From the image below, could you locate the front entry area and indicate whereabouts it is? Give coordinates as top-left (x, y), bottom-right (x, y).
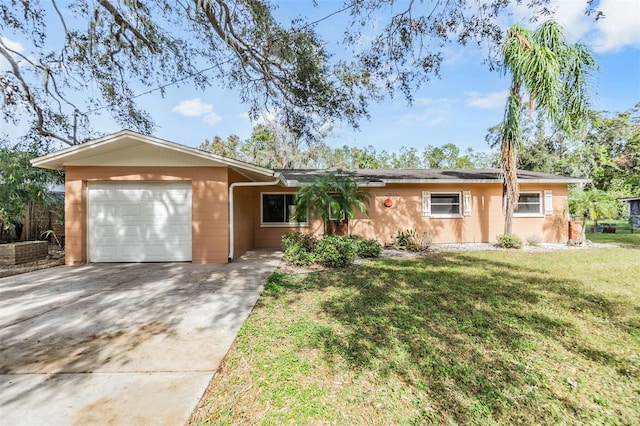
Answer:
top-left (87, 181), bottom-right (192, 262)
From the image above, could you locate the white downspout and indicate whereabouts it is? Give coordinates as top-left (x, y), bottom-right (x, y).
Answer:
top-left (229, 177), bottom-right (280, 261)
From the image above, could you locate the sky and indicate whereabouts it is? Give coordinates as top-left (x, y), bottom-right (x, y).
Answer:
top-left (2, 0), bottom-right (640, 154)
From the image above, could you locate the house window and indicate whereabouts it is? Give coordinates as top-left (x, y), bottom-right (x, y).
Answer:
top-left (514, 192), bottom-right (542, 216)
top-left (428, 192), bottom-right (462, 217)
top-left (261, 193), bottom-right (307, 226)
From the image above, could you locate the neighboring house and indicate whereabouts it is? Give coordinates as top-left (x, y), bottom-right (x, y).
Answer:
top-left (32, 130), bottom-right (587, 265)
top-left (621, 197), bottom-right (640, 232)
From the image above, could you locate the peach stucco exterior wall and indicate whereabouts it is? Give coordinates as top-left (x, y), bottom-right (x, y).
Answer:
top-left (228, 170), bottom-right (255, 260)
top-left (349, 183), bottom-right (569, 244)
top-left (513, 183), bottom-right (568, 242)
top-left (248, 186), bottom-right (322, 249)
top-left (64, 166), bottom-right (229, 265)
top-left (246, 182), bottom-right (570, 248)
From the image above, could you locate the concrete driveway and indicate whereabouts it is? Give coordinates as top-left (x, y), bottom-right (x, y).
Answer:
top-left (0, 250), bottom-right (281, 425)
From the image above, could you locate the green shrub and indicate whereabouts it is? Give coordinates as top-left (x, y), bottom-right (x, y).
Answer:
top-left (496, 234), bottom-right (523, 249)
top-left (394, 229), bottom-right (423, 251)
top-left (281, 232), bottom-right (318, 252)
top-left (283, 244), bottom-right (317, 266)
top-left (315, 235), bottom-right (357, 267)
top-left (349, 235), bottom-right (382, 258)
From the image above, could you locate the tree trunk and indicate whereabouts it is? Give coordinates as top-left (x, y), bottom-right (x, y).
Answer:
top-left (502, 147), bottom-right (520, 236)
top-left (501, 83), bottom-right (521, 236)
top-left (580, 217), bottom-right (587, 243)
top-left (504, 197), bottom-right (515, 236)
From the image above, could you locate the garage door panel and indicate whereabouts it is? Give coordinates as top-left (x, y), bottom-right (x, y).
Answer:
top-left (88, 182), bottom-right (192, 262)
top-left (120, 205), bottom-right (144, 218)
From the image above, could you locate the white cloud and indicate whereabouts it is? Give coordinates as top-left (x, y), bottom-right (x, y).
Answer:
top-left (236, 112), bottom-right (250, 121)
top-left (172, 98), bottom-right (213, 117)
top-left (397, 97), bottom-right (455, 125)
top-left (1, 37), bottom-right (24, 53)
top-left (254, 110), bottom-right (278, 126)
top-left (466, 90), bottom-right (508, 110)
top-left (506, 0), bottom-right (591, 43)
top-left (592, 0), bottom-right (640, 52)
top-left (506, 0), bottom-right (640, 52)
top-left (0, 37), bottom-right (25, 71)
top-left (202, 112), bottom-right (222, 125)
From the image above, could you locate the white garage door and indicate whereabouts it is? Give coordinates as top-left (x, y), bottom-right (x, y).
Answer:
top-left (88, 182), bottom-right (192, 262)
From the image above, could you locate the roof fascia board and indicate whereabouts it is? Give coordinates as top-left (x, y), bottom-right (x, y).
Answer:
top-left (279, 177), bottom-right (588, 187)
top-left (380, 178), bottom-right (590, 184)
top-left (280, 178), bottom-right (386, 188)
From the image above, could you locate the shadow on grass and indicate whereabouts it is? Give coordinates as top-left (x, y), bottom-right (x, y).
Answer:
top-left (276, 252), bottom-right (638, 423)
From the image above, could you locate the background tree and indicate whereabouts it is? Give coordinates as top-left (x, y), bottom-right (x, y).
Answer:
top-left (422, 143), bottom-right (488, 168)
top-left (486, 102), bottom-right (640, 197)
top-left (0, 147), bottom-right (63, 239)
top-left (581, 105), bottom-right (640, 195)
top-left (499, 20), bottom-right (597, 236)
top-left (199, 126), bottom-right (494, 171)
top-left (199, 135), bottom-right (241, 159)
top-left (390, 147), bottom-right (421, 169)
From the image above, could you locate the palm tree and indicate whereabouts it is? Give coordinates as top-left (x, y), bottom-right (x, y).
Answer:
top-left (500, 20), bottom-right (597, 235)
top-left (568, 189), bottom-right (619, 242)
top-left (294, 172), bottom-right (370, 235)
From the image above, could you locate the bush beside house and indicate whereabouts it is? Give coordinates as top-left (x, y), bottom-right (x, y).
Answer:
top-left (281, 233), bottom-right (382, 268)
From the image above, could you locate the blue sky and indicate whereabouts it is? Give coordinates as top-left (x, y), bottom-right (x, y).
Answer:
top-left (2, 0), bottom-right (639, 154)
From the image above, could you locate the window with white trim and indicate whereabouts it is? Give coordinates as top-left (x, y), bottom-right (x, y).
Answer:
top-left (514, 192), bottom-right (542, 216)
top-left (423, 192), bottom-right (462, 217)
top-left (261, 193), bottom-right (307, 226)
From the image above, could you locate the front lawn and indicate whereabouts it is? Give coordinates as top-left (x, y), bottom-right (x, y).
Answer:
top-left (191, 248), bottom-right (640, 425)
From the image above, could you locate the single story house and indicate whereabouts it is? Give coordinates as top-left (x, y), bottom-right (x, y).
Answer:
top-left (32, 130), bottom-right (587, 265)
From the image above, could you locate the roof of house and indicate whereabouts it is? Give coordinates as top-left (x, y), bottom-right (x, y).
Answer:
top-left (277, 168), bottom-right (589, 186)
top-left (31, 130), bottom-right (589, 186)
top-left (620, 196), bottom-right (640, 202)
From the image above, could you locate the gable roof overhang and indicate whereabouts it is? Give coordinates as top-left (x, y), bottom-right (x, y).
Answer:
top-left (31, 129), bottom-right (278, 182)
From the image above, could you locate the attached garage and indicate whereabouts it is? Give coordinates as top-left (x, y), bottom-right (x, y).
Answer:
top-left (87, 181), bottom-right (192, 262)
top-left (30, 130), bottom-right (278, 265)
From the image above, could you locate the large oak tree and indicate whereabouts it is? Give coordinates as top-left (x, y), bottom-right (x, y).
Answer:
top-left (1, 0), bottom-right (574, 148)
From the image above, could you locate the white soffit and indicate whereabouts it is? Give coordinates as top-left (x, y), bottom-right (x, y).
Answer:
top-left (31, 130), bottom-right (275, 178)
top-left (64, 142), bottom-right (220, 167)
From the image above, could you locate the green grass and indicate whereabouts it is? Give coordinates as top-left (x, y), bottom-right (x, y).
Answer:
top-left (190, 248), bottom-right (640, 425)
top-left (586, 219), bottom-right (640, 247)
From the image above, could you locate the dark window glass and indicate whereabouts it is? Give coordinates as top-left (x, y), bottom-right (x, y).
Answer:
top-left (515, 193), bottom-right (541, 214)
top-left (262, 194), bottom-right (307, 223)
top-left (263, 194), bottom-right (285, 223)
top-left (431, 193), bottom-right (460, 215)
